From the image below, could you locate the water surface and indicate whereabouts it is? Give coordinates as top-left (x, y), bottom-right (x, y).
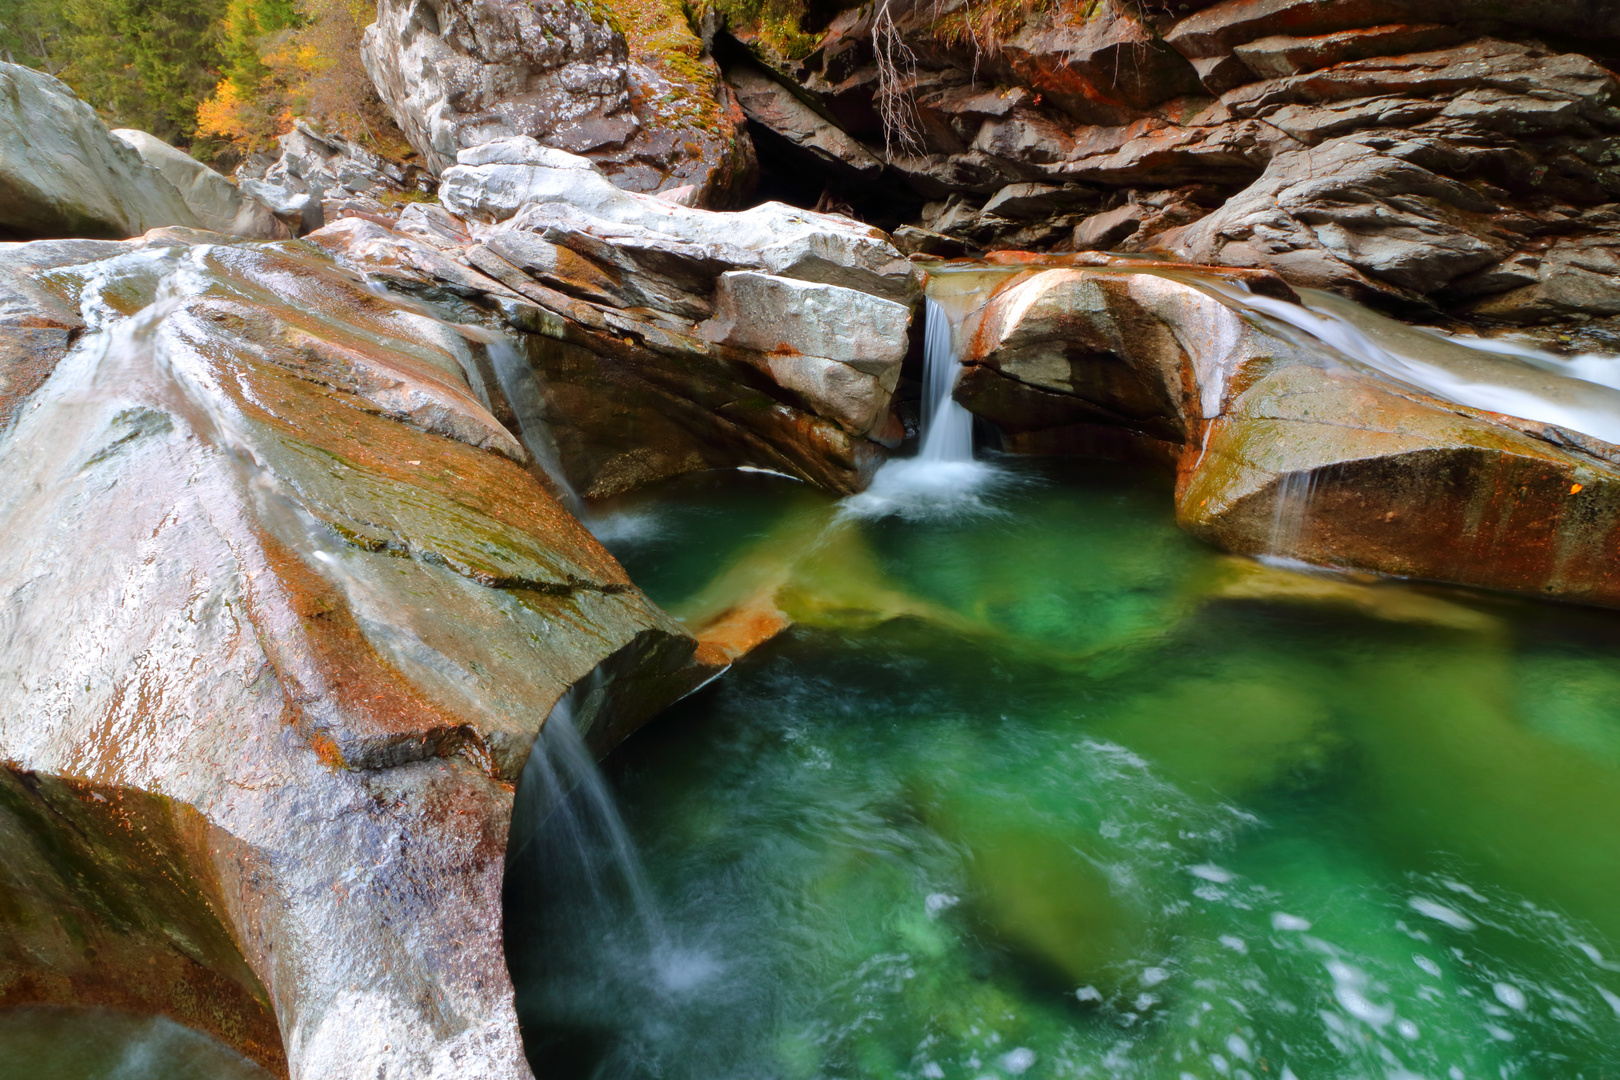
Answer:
top-left (510, 458), bottom-right (1620, 1080)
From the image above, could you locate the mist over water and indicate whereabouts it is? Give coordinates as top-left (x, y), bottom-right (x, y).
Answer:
top-left (510, 461), bottom-right (1620, 1080)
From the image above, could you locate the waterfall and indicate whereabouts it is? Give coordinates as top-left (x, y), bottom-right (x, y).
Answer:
top-left (507, 691), bottom-right (664, 945)
top-left (839, 285), bottom-right (1010, 521)
top-left (1268, 468), bottom-right (1318, 557)
top-left (484, 338), bottom-right (588, 519)
top-left (505, 686), bottom-right (722, 1076)
top-left (917, 297), bottom-right (975, 462)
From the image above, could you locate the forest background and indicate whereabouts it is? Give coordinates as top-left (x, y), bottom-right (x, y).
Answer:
top-left (0, 0), bottom-right (398, 164)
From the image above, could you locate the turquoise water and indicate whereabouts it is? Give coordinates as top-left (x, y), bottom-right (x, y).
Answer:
top-left (0, 1007), bottom-right (271, 1079)
top-left (510, 458), bottom-right (1620, 1080)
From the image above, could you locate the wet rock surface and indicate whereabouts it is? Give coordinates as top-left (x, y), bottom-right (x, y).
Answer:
top-left (954, 259), bottom-right (1620, 607)
top-left (0, 233), bottom-right (721, 1079)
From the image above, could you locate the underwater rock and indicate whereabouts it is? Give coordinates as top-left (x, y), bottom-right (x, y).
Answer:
top-left (0, 63), bottom-right (202, 240)
top-left (0, 233), bottom-right (720, 1078)
top-left (362, 0), bottom-right (756, 205)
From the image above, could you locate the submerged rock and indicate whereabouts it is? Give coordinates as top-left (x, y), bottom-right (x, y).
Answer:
top-left (0, 233), bottom-right (720, 1078)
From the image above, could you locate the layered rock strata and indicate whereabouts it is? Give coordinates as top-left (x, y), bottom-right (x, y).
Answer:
top-left (0, 232), bottom-right (720, 1079)
top-left (717, 0), bottom-right (1620, 322)
top-left (313, 138), bottom-right (920, 497)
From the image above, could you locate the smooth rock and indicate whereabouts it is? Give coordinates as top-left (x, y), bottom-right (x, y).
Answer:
top-left (699, 270), bottom-right (911, 374)
top-left (0, 234), bottom-right (719, 1079)
top-left (111, 130), bottom-right (289, 240)
top-left (0, 63), bottom-right (200, 240)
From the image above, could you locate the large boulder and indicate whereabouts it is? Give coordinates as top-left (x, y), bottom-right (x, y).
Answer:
top-left (698, 270), bottom-right (911, 434)
top-left (361, 0), bottom-right (755, 205)
top-left (110, 130), bottom-right (290, 240)
top-left (0, 63), bottom-right (201, 240)
top-left (0, 232), bottom-right (719, 1078)
top-left (440, 138), bottom-right (918, 301)
top-left (955, 262), bottom-right (1620, 607)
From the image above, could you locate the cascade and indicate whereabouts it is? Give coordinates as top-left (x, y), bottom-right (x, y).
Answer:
top-left (1204, 279), bottom-right (1620, 446)
top-left (505, 688), bottom-right (723, 1077)
top-left (507, 690), bottom-right (664, 944)
top-left (483, 337), bottom-right (589, 519)
top-left (917, 297), bottom-right (974, 462)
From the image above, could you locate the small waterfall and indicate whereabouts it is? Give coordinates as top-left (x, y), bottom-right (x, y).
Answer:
top-left (507, 691), bottom-right (664, 944)
top-left (840, 283), bottom-right (1012, 520)
top-left (917, 296), bottom-right (975, 462)
top-left (1268, 468), bottom-right (1318, 557)
top-left (484, 338), bottom-right (588, 519)
top-left (505, 688), bottom-right (722, 1077)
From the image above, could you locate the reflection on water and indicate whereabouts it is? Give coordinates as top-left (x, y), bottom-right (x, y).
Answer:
top-left (0, 1007), bottom-right (272, 1080)
top-left (511, 459), bottom-right (1620, 1080)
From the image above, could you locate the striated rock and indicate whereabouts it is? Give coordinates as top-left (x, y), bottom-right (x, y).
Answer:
top-left (1166, 0), bottom-right (1620, 67)
top-left (361, 0), bottom-right (755, 205)
top-left (300, 156), bottom-right (917, 496)
top-left (441, 138), bottom-right (917, 302)
top-left (726, 63), bottom-right (883, 181)
top-left (111, 130), bottom-right (290, 240)
top-left (717, 2), bottom-right (1620, 317)
top-left (1231, 24), bottom-right (1466, 79)
top-left (1161, 133), bottom-right (1515, 299)
top-left (956, 261), bottom-right (1620, 608)
top-left (0, 63), bottom-right (201, 240)
top-left (0, 233), bottom-right (719, 1079)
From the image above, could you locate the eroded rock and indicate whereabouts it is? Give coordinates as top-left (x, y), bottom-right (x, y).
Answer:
top-left (955, 260), bottom-right (1620, 608)
top-left (0, 233), bottom-right (720, 1079)
top-left (362, 0), bottom-right (755, 205)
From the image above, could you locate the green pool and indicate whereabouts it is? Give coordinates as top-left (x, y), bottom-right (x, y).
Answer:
top-left (509, 456), bottom-right (1620, 1080)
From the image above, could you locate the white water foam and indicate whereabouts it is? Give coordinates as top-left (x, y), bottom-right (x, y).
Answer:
top-left (844, 296), bottom-right (1011, 521)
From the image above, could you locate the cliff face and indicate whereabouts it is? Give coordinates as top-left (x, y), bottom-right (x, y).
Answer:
top-left (717, 0), bottom-right (1620, 320)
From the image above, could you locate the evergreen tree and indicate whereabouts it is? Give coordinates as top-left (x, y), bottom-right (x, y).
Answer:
top-left (0, 0), bottom-right (225, 145)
